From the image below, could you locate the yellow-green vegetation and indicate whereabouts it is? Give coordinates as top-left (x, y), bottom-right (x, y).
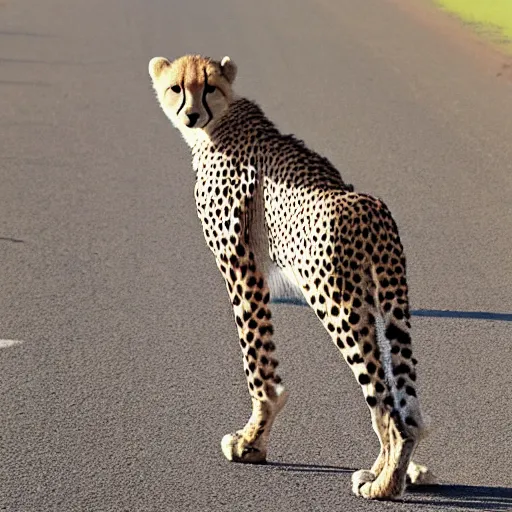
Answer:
top-left (435, 0), bottom-right (512, 53)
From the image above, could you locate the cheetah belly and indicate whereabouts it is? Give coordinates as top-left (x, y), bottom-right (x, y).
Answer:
top-left (267, 264), bottom-right (306, 305)
top-left (249, 185), bottom-right (305, 305)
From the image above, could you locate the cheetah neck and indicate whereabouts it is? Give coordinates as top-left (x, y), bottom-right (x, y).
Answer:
top-left (187, 97), bottom-right (277, 174)
top-left (180, 125), bottom-right (212, 150)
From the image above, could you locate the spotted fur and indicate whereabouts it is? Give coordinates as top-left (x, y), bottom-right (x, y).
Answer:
top-left (148, 54), bottom-right (435, 499)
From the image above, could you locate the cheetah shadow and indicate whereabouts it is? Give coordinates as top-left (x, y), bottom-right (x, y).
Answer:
top-left (266, 462), bottom-right (512, 512)
top-left (266, 463), bottom-right (511, 510)
top-left (272, 298), bottom-right (512, 323)
top-left (266, 461), bottom-right (354, 474)
top-left (406, 484), bottom-right (512, 511)
top-left (0, 237), bottom-right (25, 243)
top-left (410, 310), bottom-right (512, 322)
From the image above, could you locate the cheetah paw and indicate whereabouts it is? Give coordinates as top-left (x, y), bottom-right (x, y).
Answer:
top-left (352, 470), bottom-right (377, 498)
top-left (221, 433), bottom-right (267, 464)
top-left (352, 469), bottom-right (403, 500)
top-left (407, 462), bottom-right (437, 486)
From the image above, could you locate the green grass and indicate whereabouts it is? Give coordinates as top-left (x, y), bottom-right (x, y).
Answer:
top-left (435, 0), bottom-right (512, 52)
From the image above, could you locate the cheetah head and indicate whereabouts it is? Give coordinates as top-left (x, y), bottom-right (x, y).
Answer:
top-left (148, 54), bottom-right (237, 135)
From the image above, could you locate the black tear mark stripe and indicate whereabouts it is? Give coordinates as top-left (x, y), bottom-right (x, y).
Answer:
top-left (202, 69), bottom-right (213, 127)
top-left (176, 80), bottom-right (186, 115)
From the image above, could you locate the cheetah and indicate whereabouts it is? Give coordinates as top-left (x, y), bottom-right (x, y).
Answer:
top-left (148, 54), bottom-right (435, 499)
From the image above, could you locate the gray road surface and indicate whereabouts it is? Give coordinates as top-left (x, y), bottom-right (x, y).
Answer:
top-left (1, 0), bottom-right (512, 510)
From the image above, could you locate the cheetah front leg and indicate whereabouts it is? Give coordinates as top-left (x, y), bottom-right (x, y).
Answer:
top-left (216, 249), bottom-right (288, 464)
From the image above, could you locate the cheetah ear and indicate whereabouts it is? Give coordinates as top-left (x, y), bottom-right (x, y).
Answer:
top-left (220, 56), bottom-right (237, 84)
top-left (148, 57), bottom-right (171, 83)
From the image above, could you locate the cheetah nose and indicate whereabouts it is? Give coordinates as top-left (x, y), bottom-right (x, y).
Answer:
top-left (186, 113), bottom-right (200, 127)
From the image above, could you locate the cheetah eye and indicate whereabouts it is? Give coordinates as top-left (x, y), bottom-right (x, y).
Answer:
top-left (170, 85), bottom-right (181, 93)
top-left (205, 84), bottom-right (216, 94)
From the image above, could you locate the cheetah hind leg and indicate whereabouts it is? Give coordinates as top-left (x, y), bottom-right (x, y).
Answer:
top-left (266, 265), bottom-right (436, 483)
top-left (221, 384), bottom-right (289, 464)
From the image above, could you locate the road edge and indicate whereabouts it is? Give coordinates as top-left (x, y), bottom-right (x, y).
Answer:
top-left (388, 0), bottom-right (512, 82)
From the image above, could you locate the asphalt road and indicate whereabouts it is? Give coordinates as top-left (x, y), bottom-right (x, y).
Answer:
top-left (1, 0), bottom-right (512, 511)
